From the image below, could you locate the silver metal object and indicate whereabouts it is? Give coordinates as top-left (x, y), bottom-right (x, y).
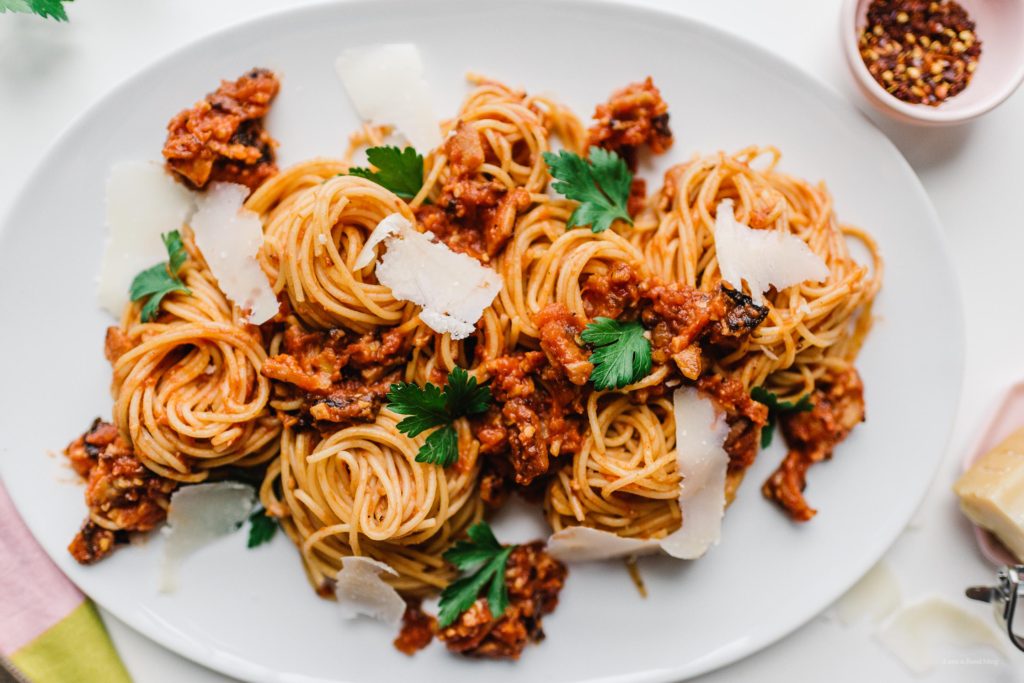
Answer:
top-left (967, 565), bottom-right (1024, 652)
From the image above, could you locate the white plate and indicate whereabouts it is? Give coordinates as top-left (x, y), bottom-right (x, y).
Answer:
top-left (0, 1), bottom-right (963, 681)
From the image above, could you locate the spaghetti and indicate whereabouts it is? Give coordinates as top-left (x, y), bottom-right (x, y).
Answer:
top-left (62, 69), bottom-right (882, 659)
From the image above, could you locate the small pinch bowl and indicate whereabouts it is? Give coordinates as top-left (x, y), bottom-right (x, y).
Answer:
top-left (840, 0), bottom-right (1024, 125)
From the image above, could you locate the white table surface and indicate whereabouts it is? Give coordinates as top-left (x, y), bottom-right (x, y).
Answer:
top-left (2, 0), bottom-right (1022, 681)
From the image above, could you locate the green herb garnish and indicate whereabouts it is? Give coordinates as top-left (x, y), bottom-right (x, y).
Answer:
top-left (542, 146), bottom-right (633, 233)
top-left (129, 230), bottom-right (190, 322)
top-left (349, 146), bottom-right (424, 200)
top-left (246, 506), bottom-right (278, 548)
top-left (581, 317), bottom-right (651, 390)
top-left (387, 367), bottom-right (491, 467)
top-left (750, 386), bottom-right (814, 448)
top-left (437, 521), bottom-right (516, 628)
top-left (0, 0), bottom-right (72, 21)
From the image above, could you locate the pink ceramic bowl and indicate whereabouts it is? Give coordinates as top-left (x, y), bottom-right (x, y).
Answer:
top-left (841, 0), bottom-right (1024, 125)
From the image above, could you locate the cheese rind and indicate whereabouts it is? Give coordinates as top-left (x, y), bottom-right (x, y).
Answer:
top-left (954, 428), bottom-right (1024, 562)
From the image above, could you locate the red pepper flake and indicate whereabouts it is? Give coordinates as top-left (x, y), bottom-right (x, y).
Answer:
top-left (858, 0), bottom-right (982, 106)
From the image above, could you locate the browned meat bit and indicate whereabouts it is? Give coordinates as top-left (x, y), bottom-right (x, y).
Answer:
top-left (439, 542), bottom-right (567, 659)
top-left (627, 177), bottom-right (647, 218)
top-left (763, 368), bottom-right (866, 521)
top-left (67, 521), bottom-right (120, 565)
top-left (263, 321), bottom-right (411, 425)
top-left (417, 122), bottom-right (531, 260)
top-left (581, 262), bottom-right (642, 320)
top-left (64, 420), bottom-right (177, 564)
top-left (533, 304), bottom-right (593, 386)
top-left (394, 600), bottom-right (437, 656)
top-left (696, 375), bottom-right (769, 473)
top-left (163, 68), bottom-right (280, 191)
top-left (484, 187), bottom-right (531, 257)
top-left (640, 281), bottom-right (767, 379)
top-left (705, 287), bottom-right (770, 349)
top-left (104, 326), bottom-right (135, 365)
top-left (308, 371), bottom-right (399, 422)
top-left (476, 352), bottom-right (586, 486)
top-left (588, 77), bottom-right (673, 171)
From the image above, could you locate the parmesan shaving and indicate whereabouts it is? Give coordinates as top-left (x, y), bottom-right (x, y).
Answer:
top-left (335, 556), bottom-right (406, 625)
top-left (875, 597), bottom-right (1007, 674)
top-left (833, 561), bottom-right (901, 625)
top-left (97, 162), bottom-right (194, 316)
top-left (660, 387), bottom-right (730, 559)
top-left (160, 482), bottom-right (255, 593)
top-left (190, 183), bottom-right (279, 324)
top-left (548, 527), bottom-right (660, 563)
top-left (354, 212), bottom-right (404, 269)
top-left (368, 214), bottom-right (502, 340)
top-left (713, 199), bottom-right (829, 305)
top-left (335, 44), bottom-right (442, 151)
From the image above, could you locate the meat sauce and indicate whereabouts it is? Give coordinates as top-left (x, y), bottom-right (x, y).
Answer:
top-left (262, 322), bottom-right (413, 426)
top-left (415, 122), bottom-right (531, 261)
top-left (588, 77), bottom-right (674, 172)
top-left (163, 68), bottom-right (280, 191)
top-left (437, 542), bottom-right (566, 659)
top-left (763, 367), bottom-right (866, 521)
top-left (64, 419), bottom-right (177, 564)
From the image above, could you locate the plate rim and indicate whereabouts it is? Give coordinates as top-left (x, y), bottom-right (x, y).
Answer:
top-left (0, 0), bottom-right (966, 681)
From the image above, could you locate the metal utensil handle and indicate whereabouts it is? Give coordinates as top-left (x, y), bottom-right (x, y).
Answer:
top-left (967, 565), bottom-right (1024, 652)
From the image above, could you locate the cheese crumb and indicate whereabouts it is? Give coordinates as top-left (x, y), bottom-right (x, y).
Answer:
top-left (713, 199), bottom-right (829, 305)
top-left (190, 183), bottom-right (279, 325)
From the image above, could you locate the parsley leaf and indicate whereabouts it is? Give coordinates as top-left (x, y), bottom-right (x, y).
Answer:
top-left (386, 381), bottom-right (449, 437)
top-left (0, 0), bottom-right (72, 21)
top-left (349, 146), bottom-right (424, 200)
top-left (442, 366), bottom-right (492, 417)
top-left (581, 317), bottom-right (651, 390)
top-left (246, 506), bottom-right (278, 548)
top-left (542, 146), bottom-right (633, 233)
top-left (417, 424), bottom-right (459, 467)
top-left (387, 367), bottom-right (492, 467)
top-left (750, 386), bottom-right (814, 448)
top-left (129, 230), bottom-right (191, 322)
top-left (437, 522), bottom-right (516, 628)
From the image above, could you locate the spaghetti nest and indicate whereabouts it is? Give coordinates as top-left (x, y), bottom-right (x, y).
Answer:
top-left (261, 414), bottom-right (481, 595)
top-left (107, 233), bottom-right (281, 483)
top-left (89, 74), bottom-right (880, 598)
top-left (245, 79), bottom-right (880, 594)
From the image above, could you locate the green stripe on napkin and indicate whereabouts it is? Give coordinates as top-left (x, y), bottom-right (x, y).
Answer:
top-left (10, 602), bottom-right (131, 683)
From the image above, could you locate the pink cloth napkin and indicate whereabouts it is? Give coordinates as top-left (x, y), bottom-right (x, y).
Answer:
top-left (0, 482), bottom-right (130, 682)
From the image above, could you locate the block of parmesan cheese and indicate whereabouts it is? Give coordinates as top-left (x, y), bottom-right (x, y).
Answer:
top-left (955, 428), bottom-right (1024, 562)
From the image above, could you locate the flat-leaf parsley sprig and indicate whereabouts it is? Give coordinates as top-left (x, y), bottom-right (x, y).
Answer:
top-left (348, 146), bottom-right (424, 200)
top-left (581, 317), bottom-right (652, 390)
top-left (386, 367), bottom-right (491, 467)
top-left (129, 230), bottom-right (191, 322)
top-left (437, 521), bottom-right (516, 628)
top-left (750, 386), bottom-right (814, 448)
top-left (542, 146), bottom-right (633, 233)
top-left (0, 0), bottom-right (73, 22)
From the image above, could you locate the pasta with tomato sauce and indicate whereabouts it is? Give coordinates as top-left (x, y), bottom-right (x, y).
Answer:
top-left (60, 66), bottom-right (881, 661)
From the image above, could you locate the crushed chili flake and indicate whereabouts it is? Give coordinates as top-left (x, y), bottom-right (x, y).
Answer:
top-left (858, 0), bottom-right (981, 106)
